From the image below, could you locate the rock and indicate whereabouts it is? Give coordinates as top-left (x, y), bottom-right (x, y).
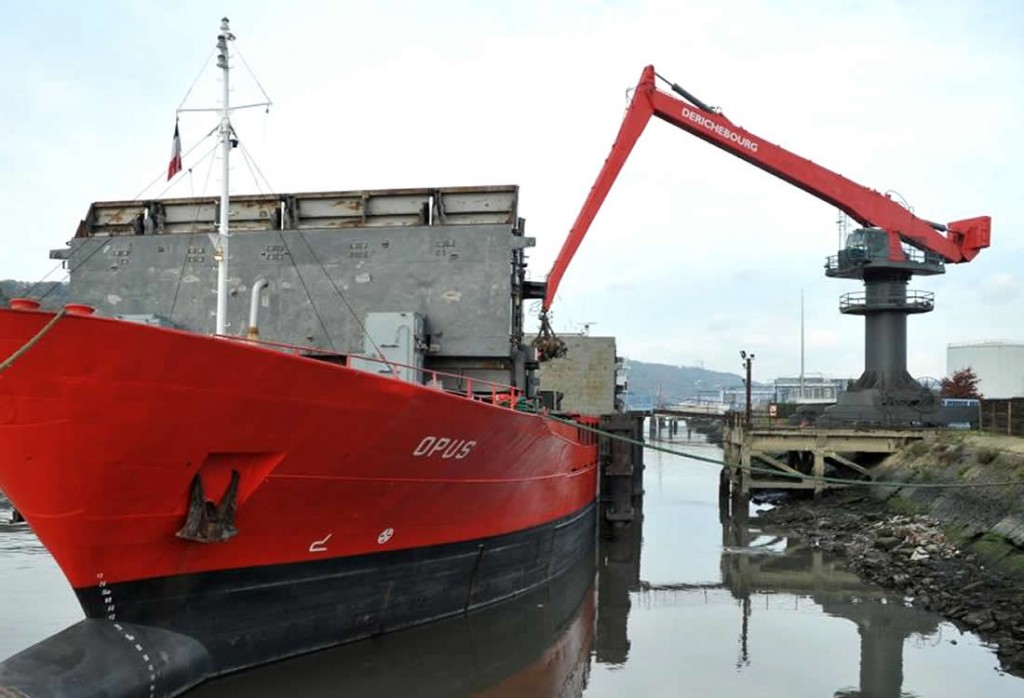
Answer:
top-left (910, 547), bottom-right (930, 561)
top-left (875, 536), bottom-right (900, 551)
top-left (963, 611), bottom-right (991, 628)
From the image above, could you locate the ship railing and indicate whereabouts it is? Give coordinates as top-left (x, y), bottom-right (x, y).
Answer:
top-left (224, 336), bottom-right (538, 412)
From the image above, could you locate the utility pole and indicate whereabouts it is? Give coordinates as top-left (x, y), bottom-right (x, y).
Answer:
top-left (799, 291), bottom-right (805, 401)
top-left (740, 350), bottom-right (755, 428)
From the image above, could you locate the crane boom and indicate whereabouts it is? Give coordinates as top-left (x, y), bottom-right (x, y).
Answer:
top-left (542, 65), bottom-right (991, 312)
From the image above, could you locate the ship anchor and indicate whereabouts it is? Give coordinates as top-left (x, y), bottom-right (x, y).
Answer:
top-left (176, 470), bottom-right (240, 543)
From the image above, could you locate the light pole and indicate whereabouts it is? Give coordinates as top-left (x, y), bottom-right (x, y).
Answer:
top-left (740, 350), bottom-right (755, 428)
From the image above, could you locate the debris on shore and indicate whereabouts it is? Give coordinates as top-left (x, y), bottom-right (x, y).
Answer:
top-left (757, 491), bottom-right (1024, 677)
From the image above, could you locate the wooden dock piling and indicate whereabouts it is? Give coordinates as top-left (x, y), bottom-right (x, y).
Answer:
top-left (598, 413), bottom-right (645, 536)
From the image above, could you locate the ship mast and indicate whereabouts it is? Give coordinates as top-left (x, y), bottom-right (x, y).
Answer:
top-left (215, 17), bottom-right (234, 336)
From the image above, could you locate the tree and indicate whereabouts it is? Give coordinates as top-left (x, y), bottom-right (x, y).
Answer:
top-left (940, 367), bottom-right (983, 399)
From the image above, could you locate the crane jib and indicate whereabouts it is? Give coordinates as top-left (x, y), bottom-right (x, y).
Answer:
top-left (541, 64), bottom-right (991, 313)
top-left (680, 107), bottom-right (759, 153)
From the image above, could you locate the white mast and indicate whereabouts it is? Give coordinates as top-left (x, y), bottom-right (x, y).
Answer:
top-left (215, 17), bottom-right (235, 336)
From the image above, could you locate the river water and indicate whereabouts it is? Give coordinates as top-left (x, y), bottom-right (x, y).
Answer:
top-left (2, 431), bottom-right (1022, 697)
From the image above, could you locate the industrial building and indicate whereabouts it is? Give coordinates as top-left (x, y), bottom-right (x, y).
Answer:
top-left (774, 376), bottom-right (848, 404)
top-left (530, 335), bottom-right (619, 415)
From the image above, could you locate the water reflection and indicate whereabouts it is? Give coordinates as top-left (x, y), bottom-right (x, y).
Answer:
top-left (0, 499), bottom-right (41, 557)
top-left (719, 493), bottom-right (936, 698)
top-left (3, 442), bottom-right (1019, 697)
top-left (595, 499), bottom-right (643, 666)
top-left (191, 539), bottom-right (597, 697)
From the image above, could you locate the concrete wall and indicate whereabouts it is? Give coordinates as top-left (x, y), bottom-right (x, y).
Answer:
top-left (875, 433), bottom-right (1024, 580)
top-left (532, 336), bottom-right (618, 415)
top-left (948, 343), bottom-right (1024, 399)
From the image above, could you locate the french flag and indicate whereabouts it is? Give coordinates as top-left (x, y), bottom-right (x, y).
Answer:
top-left (167, 121), bottom-right (182, 180)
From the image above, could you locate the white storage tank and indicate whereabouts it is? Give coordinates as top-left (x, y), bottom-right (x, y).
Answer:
top-left (946, 342), bottom-right (1024, 398)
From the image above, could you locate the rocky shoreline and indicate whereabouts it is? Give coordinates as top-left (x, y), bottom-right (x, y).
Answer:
top-left (757, 490), bottom-right (1024, 677)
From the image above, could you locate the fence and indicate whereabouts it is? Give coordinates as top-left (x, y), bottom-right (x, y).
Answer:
top-left (979, 398), bottom-right (1024, 437)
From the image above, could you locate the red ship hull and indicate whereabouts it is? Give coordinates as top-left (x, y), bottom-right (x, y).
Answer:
top-left (0, 307), bottom-right (599, 682)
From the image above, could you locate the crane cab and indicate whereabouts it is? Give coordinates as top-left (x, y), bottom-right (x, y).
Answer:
top-left (842, 228), bottom-right (887, 263)
top-left (827, 227), bottom-right (945, 279)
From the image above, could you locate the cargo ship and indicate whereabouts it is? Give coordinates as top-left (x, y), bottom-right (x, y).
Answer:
top-left (0, 18), bottom-right (598, 696)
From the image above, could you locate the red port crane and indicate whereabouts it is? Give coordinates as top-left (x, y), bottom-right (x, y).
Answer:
top-left (541, 65), bottom-right (991, 315)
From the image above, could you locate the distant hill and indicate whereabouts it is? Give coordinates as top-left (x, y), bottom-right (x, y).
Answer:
top-left (0, 280), bottom-right (68, 310)
top-left (624, 359), bottom-right (754, 402)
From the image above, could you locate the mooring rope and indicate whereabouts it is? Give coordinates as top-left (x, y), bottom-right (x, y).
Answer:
top-left (544, 413), bottom-right (1024, 490)
top-left (0, 310), bottom-right (68, 375)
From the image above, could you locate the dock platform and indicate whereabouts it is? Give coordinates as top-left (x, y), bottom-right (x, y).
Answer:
top-left (722, 417), bottom-right (925, 495)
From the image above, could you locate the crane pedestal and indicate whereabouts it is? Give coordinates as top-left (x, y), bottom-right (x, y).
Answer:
top-left (818, 229), bottom-right (945, 427)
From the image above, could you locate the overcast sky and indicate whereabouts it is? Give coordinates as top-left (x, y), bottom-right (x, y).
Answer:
top-left (0, 0), bottom-right (1019, 380)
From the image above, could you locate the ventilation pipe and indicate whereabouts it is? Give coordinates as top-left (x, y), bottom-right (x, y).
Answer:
top-left (247, 278), bottom-right (269, 339)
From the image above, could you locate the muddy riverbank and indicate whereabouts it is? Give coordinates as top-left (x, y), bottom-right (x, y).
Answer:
top-left (758, 434), bottom-right (1024, 678)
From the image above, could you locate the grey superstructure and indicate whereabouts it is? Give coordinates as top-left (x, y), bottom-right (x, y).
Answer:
top-left (53, 185), bottom-right (546, 393)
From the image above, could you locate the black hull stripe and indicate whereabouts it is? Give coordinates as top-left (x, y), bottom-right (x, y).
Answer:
top-left (75, 502), bottom-right (597, 679)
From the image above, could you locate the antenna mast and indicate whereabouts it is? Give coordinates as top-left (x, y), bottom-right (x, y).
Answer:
top-left (215, 17), bottom-right (235, 336)
top-left (836, 209), bottom-right (850, 251)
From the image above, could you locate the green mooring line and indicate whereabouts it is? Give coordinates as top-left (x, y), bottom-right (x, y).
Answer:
top-left (545, 413), bottom-right (1024, 490)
